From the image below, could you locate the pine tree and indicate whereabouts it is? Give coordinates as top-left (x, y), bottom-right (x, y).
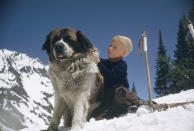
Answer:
top-left (131, 82), bottom-right (137, 95)
top-left (167, 60), bottom-right (179, 93)
top-left (174, 14), bottom-right (189, 66)
top-left (154, 30), bottom-right (171, 97)
top-left (172, 12), bottom-right (194, 92)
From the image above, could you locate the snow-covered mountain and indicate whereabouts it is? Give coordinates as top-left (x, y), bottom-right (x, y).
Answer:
top-left (0, 49), bottom-right (194, 131)
top-left (0, 49), bottom-right (54, 131)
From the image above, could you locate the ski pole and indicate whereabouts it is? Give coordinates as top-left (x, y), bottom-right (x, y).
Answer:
top-left (139, 30), bottom-right (152, 102)
top-left (188, 19), bottom-right (194, 41)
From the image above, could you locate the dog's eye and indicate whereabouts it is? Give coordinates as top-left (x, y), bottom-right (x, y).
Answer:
top-left (63, 36), bottom-right (71, 41)
top-left (52, 36), bottom-right (60, 44)
top-left (63, 37), bottom-right (76, 46)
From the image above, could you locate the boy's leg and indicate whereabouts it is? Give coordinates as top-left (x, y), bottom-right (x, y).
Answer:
top-left (89, 87), bottom-right (115, 120)
top-left (114, 85), bottom-right (147, 110)
top-left (114, 85), bottom-right (158, 112)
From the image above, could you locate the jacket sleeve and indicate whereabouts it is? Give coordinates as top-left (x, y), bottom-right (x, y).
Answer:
top-left (97, 60), bottom-right (127, 80)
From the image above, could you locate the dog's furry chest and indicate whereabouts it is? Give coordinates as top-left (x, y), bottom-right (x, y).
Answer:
top-left (50, 69), bottom-right (85, 89)
top-left (49, 58), bottom-right (98, 91)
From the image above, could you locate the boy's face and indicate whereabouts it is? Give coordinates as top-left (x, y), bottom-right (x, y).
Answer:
top-left (108, 38), bottom-right (126, 59)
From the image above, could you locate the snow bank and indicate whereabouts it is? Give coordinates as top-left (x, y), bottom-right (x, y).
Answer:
top-left (20, 89), bottom-right (194, 131)
top-left (81, 104), bottom-right (194, 131)
top-left (79, 89), bottom-right (194, 131)
top-left (154, 89), bottom-right (194, 104)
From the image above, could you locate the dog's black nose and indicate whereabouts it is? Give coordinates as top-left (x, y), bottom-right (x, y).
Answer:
top-left (55, 44), bottom-right (63, 51)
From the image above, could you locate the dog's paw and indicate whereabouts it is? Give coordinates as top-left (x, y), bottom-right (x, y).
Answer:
top-left (46, 125), bottom-right (59, 131)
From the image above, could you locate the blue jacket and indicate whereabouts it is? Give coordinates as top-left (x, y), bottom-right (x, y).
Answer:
top-left (97, 58), bottom-right (129, 89)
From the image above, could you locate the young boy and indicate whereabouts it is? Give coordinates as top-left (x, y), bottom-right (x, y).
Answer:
top-left (91, 35), bottom-right (144, 119)
top-left (93, 35), bottom-right (132, 98)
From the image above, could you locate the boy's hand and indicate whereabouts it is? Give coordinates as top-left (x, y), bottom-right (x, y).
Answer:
top-left (92, 52), bottom-right (100, 64)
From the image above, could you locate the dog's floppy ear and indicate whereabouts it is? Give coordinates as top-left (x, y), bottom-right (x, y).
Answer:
top-left (42, 34), bottom-right (51, 55)
top-left (76, 31), bottom-right (93, 52)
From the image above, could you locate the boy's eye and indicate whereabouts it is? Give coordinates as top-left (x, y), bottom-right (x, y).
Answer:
top-left (113, 46), bottom-right (117, 49)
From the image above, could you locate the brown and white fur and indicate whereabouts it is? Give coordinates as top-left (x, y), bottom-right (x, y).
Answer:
top-left (42, 28), bottom-right (103, 130)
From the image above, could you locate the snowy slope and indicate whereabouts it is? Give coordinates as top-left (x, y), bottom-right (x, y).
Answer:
top-left (80, 89), bottom-right (194, 131)
top-left (0, 49), bottom-right (54, 131)
top-left (20, 88), bottom-right (194, 131)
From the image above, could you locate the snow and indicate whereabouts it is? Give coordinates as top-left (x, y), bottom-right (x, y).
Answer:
top-left (154, 90), bottom-right (194, 104)
top-left (0, 49), bottom-right (54, 130)
top-left (0, 49), bottom-right (45, 89)
top-left (0, 49), bottom-right (44, 71)
top-left (20, 89), bottom-right (194, 131)
top-left (22, 72), bottom-right (53, 103)
top-left (0, 123), bottom-right (15, 131)
top-left (80, 104), bottom-right (194, 131)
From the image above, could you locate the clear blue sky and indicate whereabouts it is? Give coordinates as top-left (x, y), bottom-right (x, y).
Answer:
top-left (0, 0), bottom-right (192, 100)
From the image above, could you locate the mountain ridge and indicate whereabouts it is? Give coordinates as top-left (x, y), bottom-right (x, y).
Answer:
top-left (0, 49), bottom-right (54, 130)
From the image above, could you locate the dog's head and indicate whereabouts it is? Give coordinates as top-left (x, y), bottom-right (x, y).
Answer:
top-left (42, 28), bottom-right (93, 61)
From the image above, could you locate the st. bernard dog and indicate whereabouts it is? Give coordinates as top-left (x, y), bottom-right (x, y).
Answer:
top-left (42, 28), bottom-right (103, 130)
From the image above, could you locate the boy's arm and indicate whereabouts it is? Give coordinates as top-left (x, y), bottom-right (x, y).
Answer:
top-left (92, 52), bottom-right (127, 80)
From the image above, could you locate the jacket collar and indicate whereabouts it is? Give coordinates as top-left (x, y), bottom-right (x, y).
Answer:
top-left (109, 57), bottom-right (123, 62)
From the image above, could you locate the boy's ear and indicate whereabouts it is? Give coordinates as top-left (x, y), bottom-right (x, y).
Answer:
top-left (122, 50), bottom-right (127, 57)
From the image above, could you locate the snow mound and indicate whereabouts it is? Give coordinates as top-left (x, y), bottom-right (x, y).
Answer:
top-left (81, 104), bottom-right (194, 131)
top-left (154, 89), bottom-right (194, 104)
top-left (80, 89), bottom-right (194, 131)
top-left (21, 89), bottom-right (194, 131)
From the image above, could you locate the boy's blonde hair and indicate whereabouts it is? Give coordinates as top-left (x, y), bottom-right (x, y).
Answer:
top-left (113, 35), bottom-right (133, 56)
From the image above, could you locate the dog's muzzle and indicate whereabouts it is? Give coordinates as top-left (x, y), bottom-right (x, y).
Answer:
top-left (54, 43), bottom-right (66, 59)
top-left (54, 40), bottom-right (74, 60)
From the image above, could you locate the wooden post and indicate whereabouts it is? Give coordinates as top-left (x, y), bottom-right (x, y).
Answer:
top-left (188, 19), bottom-right (194, 41)
top-left (139, 30), bottom-right (152, 102)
